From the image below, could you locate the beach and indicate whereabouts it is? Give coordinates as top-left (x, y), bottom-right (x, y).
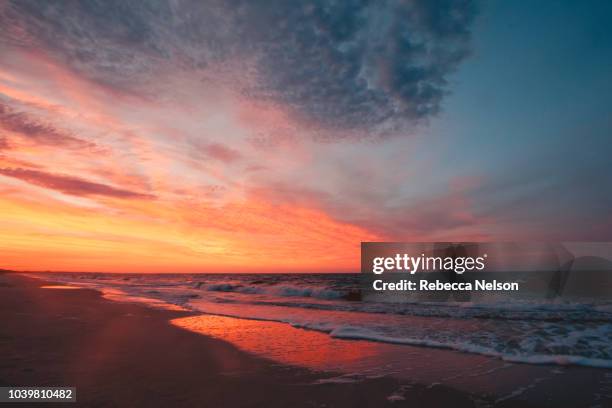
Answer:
top-left (1, 272), bottom-right (611, 407)
top-left (0, 272), bottom-right (484, 407)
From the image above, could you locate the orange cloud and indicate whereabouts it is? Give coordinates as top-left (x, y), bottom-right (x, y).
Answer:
top-left (0, 191), bottom-right (380, 272)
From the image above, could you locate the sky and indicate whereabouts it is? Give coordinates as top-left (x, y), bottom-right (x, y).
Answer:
top-left (0, 0), bottom-right (611, 273)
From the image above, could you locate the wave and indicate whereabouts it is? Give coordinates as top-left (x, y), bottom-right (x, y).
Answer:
top-left (200, 282), bottom-right (346, 300)
top-left (322, 325), bottom-right (612, 369)
top-left (27, 272), bottom-right (612, 369)
top-left (31, 272), bottom-right (612, 323)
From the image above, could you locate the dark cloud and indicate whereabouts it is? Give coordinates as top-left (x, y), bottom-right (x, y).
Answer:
top-left (0, 167), bottom-right (155, 199)
top-left (0, 0), bottom-right (478, 136)
top-left (236, 0), bottom-right (478, 134)
top-left (0, 102), bottom-right (96, 149)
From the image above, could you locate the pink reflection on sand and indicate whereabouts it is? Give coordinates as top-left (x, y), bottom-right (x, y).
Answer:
top-left (172, 315), bottom-right (382, 372)
top-left (170, 314), bottom-right (556, 398)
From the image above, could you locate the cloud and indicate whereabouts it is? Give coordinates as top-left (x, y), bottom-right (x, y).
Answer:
top-left (251, 179), bottom-right (470, 243)
top-left (0, 102), bottom-right (96, 149)
top-left (200, 142), bottom-right (242, 163)
top-left (0, 136), bottom-right (8, 150)
top-left (0, 167), bottom-right (155, 199)
top-left (0, 0), bottom-right (478, 137)
top-left (237, 0), bottom-right (478, 135)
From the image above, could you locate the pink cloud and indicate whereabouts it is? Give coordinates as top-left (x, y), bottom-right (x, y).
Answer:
top-left (0, 167), bottom-right (155, 199)
top-left (200, 142), bottom-right (242, 163)
top-left (0, 101), bottom-right (96, 149)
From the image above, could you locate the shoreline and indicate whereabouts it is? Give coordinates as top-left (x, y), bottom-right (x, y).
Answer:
top-left (0, 272), bottom-right (489, 407)
top-left (2, 272), bottom-right (610, 407)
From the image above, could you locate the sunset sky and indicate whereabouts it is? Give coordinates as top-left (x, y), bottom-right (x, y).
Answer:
top-left (1, 1), bottom-right (611, 273)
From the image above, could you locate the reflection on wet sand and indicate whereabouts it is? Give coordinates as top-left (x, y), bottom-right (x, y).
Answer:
top-left (170, 314), bottom-right (503, 386)
top-left (170, 313), bottom-right (606, 404)
top-left (172, 314), bottom-right (381, 372)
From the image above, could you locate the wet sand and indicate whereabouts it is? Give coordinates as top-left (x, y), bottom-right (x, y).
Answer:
top-left (1, 272), bottom-right (609, 407)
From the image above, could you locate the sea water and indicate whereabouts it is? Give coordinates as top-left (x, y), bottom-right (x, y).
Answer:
top-left (31, 272), bottom-right (612, 369)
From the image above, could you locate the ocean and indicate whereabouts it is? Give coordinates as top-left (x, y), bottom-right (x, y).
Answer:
top-left (31, 272), bottom-right (612, 370)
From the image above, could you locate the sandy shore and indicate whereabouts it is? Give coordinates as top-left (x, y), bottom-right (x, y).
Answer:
top-left (1, 272), bottom-right (610, 407)
top-left (0, 272), bottom-right (490, 407)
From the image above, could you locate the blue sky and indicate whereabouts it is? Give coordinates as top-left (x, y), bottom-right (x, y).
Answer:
top-left (425, 0), bottom-right (612, 239)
